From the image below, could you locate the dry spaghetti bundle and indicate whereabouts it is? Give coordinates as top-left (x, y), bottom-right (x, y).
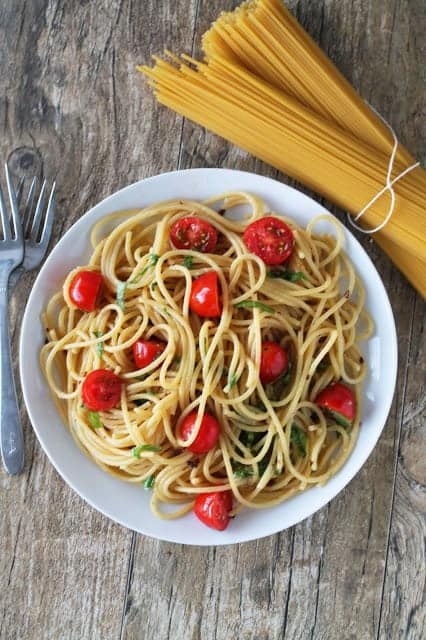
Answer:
top-left (139, 0), bottom-right (426, 296)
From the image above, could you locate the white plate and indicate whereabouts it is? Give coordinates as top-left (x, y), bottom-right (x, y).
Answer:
top-left (20, 168), bottom-right (397, 545)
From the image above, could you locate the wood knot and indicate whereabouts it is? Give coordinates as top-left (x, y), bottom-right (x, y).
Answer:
top-left (8, 147), bottom-right (43, 180)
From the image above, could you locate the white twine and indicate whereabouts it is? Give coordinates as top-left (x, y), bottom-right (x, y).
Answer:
top-left (347, 106), bottom-right (420, 234)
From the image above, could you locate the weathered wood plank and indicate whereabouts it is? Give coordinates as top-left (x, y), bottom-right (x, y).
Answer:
top-left (0, 0), bottom-right (196, 638)
top-left (378, 298), bottom-right (426, 640)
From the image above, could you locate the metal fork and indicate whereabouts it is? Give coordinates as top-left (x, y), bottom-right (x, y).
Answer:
top-left (0, 164), bottom-right (25, 474)
top-left (0, 167), bottom-right (56, 474)
top-left (9, 176), bottom-right (56, 288)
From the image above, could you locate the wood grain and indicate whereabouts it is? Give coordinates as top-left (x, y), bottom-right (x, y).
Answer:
top-left (0, 1), bottom-right (424, 639)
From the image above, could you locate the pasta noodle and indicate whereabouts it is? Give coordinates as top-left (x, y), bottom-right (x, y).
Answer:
top-left (41, 193), bottom-right (372, 520)
top-left (138, 0), bottom-right (426, 297)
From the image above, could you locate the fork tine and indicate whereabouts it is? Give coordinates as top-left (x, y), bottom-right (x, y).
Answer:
top-left (23, 177), bottom-right (37, 236)
top-left (16, 176), bottom-right (25, 207)
top-left (5, 164), bottom-right (22, 241)
top-left (30, 179), bottom-right (47, 240)
top-left (0, 177), bottom-right (12, 240)
top-left (39, 182), bottom-right (56, 250)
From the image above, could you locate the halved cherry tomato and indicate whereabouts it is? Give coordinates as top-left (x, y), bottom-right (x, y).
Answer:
top-left (260, 341), bottom-right (289, 385)
top-left (133, 339), bottom-right (166, 369)
top-left (180, 410), bottom-right (221, 454)
top-left (243, 216), bottom-right (294, 265)
top-left (69, 270), bottom-right (103, 312)
top-left (82, 369), bottom-right (121, 411)
top-left (315, 382), bottom-right (355, 428)
top-left (170, 216), bottom-right (218, 253)
top-left (189, 271), bottom-right (222, 318)
top-left (194, 490), bottom-right (233, 531)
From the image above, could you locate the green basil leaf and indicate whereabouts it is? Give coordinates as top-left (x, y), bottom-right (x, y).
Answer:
top-left (267, 269), bottom-right (306, 282)
top-left (290, 424), bottom-right (307, 457)
top-left (328, 409), bottom-right (352, 429)
top-left (233, 465), bottom-right (254, 479)
top-left (88, 411), bottom-right (102, 429)
top-left (93, 331), bottom-right (104, 358)
top-left (235, 300), bottom-right (275, 313)
top-left (132, 444), bottom-right (162, 458)
top-left (229, 373), bottom-right (239, 388)
top-left (317, 359), bottom-right (328, 372)
top-left (143, 475), bottom-right (155, 490)
top-left (117, 282), bottom-right (127, 311)
top-left (131, 253), bottom-right (159, 283)
top-left (183, 255), bottom-right (194, 268)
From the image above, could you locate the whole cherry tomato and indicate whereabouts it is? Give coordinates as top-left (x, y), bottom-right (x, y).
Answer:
top-left (189, 271), bottom-right (222, 318)
top-left (133, 339), bottom-right (166, 369)
top-left (315, 382), bottom-right (355, 428)
top-left (194, 490), bottom-right (233, 531)
top-left (243, 216), bottom-right (294, 265)
top-left (260, 341), bottom-right (289, 385)
top-left (82, 369), bottom-right (121, 411)
top-left (180, 410), bottom-right (221, 454)
top-left (69, 270), bottom-right (103, 312)
top-left (170, 216), bottom-right (218, 253)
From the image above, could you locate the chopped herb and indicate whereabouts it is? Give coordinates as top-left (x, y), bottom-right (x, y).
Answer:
top-left (266, 362), bottom-right (292, 401)
top-left (187, 458), bottom-right (199, 469)
top-left (290, 424), bottom-right (307, 457)
top-left (172, 356), bottom-right (181, 367)
top-left (257, 436), bottom-right (276, 475)
top-left (117, 282), bottom-right (127, 311)
top-left (132, 444), bottom-right (162, 457)
top-left (143, 475), bottom-right (155, 490)
top-left (183, 255), bottom-right (194, 268)
top-left (317, 359), bottom-right (328, 372)
top-left (88, 411), bottom-right (102, 429)
top-left (328, 409), bottom-right (352, 429)
top-left (80, 403), bottom-right (85, 409)
top-left (233, 465), bottom-right (254, 479)
top-left (150, 281), bottom-right (158, 292)
top-left (162, 307), bottom-right (170, 317)
top-left (133, 398), bottom-right (148, 407)
top-left (235, 300), bottom-right (275, 313)
top-left (243, 431), bottom-right (257, 445)
top-left (131, 253), bottom-right (160, 283)
top-left (93, 331), bottom-right (104, 358)
top-left (267, 269), bottom-right (306, 282)
top-left (228, 373), bottom-right (239, 388)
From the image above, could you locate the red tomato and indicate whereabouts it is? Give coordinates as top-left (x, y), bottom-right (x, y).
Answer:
top-left (180, 410), bottom-right (221, 454)
top-left (194, 491), bottom-right (233, 531)
top-left (170, 216), bottom-right (218, 253)
top-left (69, 270), bottom-right (103, 312)
top-left (315, 382), bottom-right (355, 427)
top-left (133, 339), bottom-right (166, 369)
top-left (189, 271), bottom-right (222, 318)
top-left (82, 369), bottom-right (121, 411)
top-left (260, 341), bottom-right (289, 385)
top-left (243, 216), bottom-right (294, 265)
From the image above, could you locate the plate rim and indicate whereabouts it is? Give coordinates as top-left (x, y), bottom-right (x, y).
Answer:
top-left (19, 167), bottom-right (398, 545)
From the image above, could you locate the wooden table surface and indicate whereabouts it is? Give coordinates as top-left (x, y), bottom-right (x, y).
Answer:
top-left (1, 1), bottom-right (425, 639)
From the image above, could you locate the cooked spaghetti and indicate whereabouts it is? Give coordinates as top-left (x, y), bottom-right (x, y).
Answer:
top-left (41, 193), bottom-right (372, 522)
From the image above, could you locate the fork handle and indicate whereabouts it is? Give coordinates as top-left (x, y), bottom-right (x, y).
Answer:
top-left (0, 270), bottom-right (24, 474)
